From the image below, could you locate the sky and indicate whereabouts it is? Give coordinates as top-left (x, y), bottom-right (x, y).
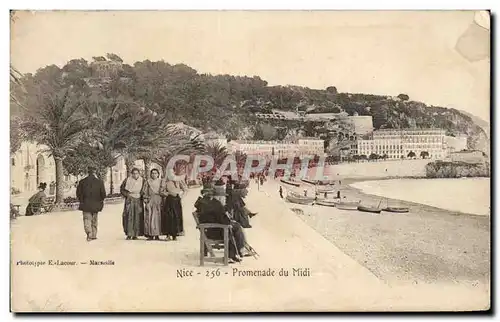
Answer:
top-left (10, 11), bottom-right (490, 122)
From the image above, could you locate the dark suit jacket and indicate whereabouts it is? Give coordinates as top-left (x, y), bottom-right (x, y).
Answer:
top-left (198, 198), bottom-right (230, 240)
top-left (76, 175), bottom-right (106, 213)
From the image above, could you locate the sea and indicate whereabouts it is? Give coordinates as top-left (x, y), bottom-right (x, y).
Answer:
top-left (350, 178), bottom-right (490, 216)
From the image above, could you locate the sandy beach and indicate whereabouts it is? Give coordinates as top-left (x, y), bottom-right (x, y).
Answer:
top-left (269, 177), bottom-right (490, 288)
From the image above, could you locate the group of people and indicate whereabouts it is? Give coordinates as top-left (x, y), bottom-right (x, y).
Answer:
top-left (21, 166), bottom-right (258, 266)
top-left (120, 168), bottom-right (187, 241)
top-left (195, 176), bottom-right (257, 263)
top-left (73, 166), bottom-right (187, 242)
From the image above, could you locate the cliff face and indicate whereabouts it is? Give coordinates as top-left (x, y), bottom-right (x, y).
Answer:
top-left (425, 161), bottom-right (490, 178)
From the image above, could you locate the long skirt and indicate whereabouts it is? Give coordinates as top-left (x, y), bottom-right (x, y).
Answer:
top-left (161, 195), bottom-right (183, 238)
top-left (25, 203), bottom-right (40, 216)
top-left (122, 197), bottom-right (145, 237)
top-left (144, 194), bottom-right (162, 236)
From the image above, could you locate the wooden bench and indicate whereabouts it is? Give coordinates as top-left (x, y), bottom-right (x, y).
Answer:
top-left (192, 211), bottom-right (232, 266)
top-left (27, 196), bottom-right (56, 215)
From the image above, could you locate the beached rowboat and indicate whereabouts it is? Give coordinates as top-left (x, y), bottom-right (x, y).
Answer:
top-left (281, 179), bottom-right (301, 187)
top-left (315, 200), bottom-right (337, 207)
top-left (286, 195), bottom-right (314, 205)
top-left (382, 207), bottom-right (410, 213)
top-left (380, 198), bottom-right (409, 213)
top-left (316, 186), bottom-right (336, 193)
top-left (357, 205), bottom-right (382, 214)
top-left (301, 179), bottom-right (318, 185)
top-left (334, 201), bottom-right (360, 210)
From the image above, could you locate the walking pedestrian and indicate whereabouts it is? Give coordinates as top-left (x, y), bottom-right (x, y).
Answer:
top-left (143, 169), bottom-right (162, 240)
top-left (76, 167), bottom-right (106, 241)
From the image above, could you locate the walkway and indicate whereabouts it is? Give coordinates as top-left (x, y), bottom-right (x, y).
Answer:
top-left (10, 184), bottom-right (487, 311)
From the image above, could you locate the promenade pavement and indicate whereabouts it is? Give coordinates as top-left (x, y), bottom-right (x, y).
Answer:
top-left (10, 182), bottom-right (487, 311)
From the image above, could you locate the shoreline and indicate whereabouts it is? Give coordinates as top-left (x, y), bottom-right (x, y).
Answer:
top-left (341, 177), bottom-right (489, 218)
top-left (263, 176), bottom-right (490, 286)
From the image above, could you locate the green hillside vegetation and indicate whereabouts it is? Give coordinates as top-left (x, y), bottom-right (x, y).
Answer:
top-left (10, 55), bottom-right (490, 202)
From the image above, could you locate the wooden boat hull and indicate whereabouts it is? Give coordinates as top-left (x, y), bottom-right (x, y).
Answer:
top-left (286, 196), bottom-right (315, 205)
top-left (315, 200), bottom-right (337, 207)
top-left (357, 206), bottom-right (382, 214)
top-left (334, 202), bottom-right (359, 210)
top-left (383, 207), bottom-right (409, 213)
top-left (301, 179), bottom-right (318, 185)
top-left (317, 188), bottom-right (335, 193)
top-left (281, 179), bottom-right (300, 187)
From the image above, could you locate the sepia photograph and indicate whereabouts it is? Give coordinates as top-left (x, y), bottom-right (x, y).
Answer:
top-left (9, 10), bottom-right (490, 312)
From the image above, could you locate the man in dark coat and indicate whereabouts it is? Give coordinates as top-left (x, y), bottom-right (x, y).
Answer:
top-left (76, 167), bottom-right (106, 241)
top-left (197, 188), bottom-right (247, 263)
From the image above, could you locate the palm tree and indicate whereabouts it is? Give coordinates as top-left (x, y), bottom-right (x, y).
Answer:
top-left (205, 142), bottom-right (229, 169)
top-left (152, 130), bottom-right (205, 179)
top-left (22, 89), bottom-right (92, 203)
top-left (10, 65), bottom-right (25, 108)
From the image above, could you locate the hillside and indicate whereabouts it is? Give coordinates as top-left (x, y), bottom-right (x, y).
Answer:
top-left (10, 56), bottom-right (489, 153)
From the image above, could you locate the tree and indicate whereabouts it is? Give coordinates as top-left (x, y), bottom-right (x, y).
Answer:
top-left (205, 142), bottom-right (229, 169)
top-left (10, 65), bottom-right (24, 107)
top-left (63, 142), bottom-right (114, 179)
top-left (106, 53), bottom-right (124, 63)
top-left (369, 153), bottom-right (379, 161)
top-left (397, 93), bottom-right (410, 101)
top-left (20, 66), bottom-right (92, 203)
top-left (144, 123), bottom-right (205, 178)
top-left (382, 153), bottom-right (388, 160)
top-left (407, 151), bottom-right (416, 159)
top-left (326, 86), bottom-right (338, 95)
top-left (10, 117), bottom-right (25, 154)
top-left (420, 151), bottom-right (430, 159)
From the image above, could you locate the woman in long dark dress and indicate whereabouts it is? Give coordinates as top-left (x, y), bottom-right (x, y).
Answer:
top-left (25, 183), bottom-right (48, 216)
top-left (160, 178), bottom-right (187, 240)
top-left (143, 169), bottom-right (162, 240)
top-left (120, 168), bottom-right (146, 240)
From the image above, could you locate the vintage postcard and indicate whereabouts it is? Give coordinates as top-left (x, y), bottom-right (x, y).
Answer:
top-left (10, 10), bottom-right (490, 312)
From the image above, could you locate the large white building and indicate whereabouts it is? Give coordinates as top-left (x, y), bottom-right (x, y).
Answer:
top-left (357, 128), bottom-right (447, 160)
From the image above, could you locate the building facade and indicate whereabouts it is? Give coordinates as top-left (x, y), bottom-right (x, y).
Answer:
top-left (11, 142), bottom-right (58, 193)
top-left (11, 141), bottom-right (131, 194)
top-left (357, 128), bottom-right (447, 160)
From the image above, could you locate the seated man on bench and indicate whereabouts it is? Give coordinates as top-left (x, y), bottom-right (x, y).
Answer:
top-left (195, 188), bottom-right (248, 263)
